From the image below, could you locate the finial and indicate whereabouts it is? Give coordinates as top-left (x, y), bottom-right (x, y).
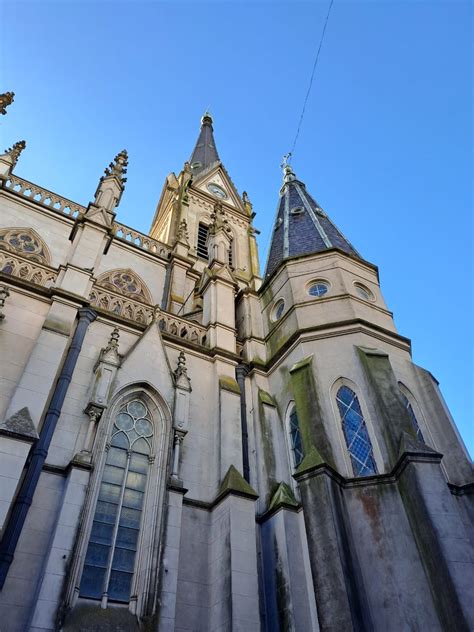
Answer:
top-left (174, 350), bottom-right (188, 379)
top-left (242, 191), bottom-right (253, 216)
top-left (281, 154), bottom-right (296, 184)
top-left (104, 149), bottom-right (128, 182)
top-left (0, 92), bottom-right (15, 115)
top-left (201, 110), bottom-right (213, 126)
top-left (3, 140), bottom-right (26, 169)
top-left (108, 326), bottom-right (120, 348)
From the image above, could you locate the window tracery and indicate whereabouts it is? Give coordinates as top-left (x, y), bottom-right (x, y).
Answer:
top-left (79, 399), bottom-right (154, 605)
top-left (0, 227), bottom-right (51, 264)
top-left (336, 385), bottom-right (377, 476)
top-left (97, 269), bottom-right (152, 304)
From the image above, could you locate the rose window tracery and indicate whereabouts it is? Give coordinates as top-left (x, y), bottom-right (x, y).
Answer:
top-left (97, 269), bottom-right (152, 304)
top-left (0, 228), bottom-right (50, 264)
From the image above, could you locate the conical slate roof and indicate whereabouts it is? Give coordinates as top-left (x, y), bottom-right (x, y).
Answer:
top-left (264, 165), bottom-right (361, 280)
top-left (189, 112), bottom-right (220, 175)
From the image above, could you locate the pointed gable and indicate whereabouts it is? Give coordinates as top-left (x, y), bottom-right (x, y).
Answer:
top-left (264, 165), bottom-right (361, 280)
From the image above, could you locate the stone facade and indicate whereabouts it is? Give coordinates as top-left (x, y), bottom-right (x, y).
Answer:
top-left (0, 112), bottom-right (472, 632)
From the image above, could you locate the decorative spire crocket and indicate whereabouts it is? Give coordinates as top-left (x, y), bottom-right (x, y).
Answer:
top-left (0, 92), bottom-right (15, 115)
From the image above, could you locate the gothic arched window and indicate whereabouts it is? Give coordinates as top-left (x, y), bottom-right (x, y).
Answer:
top-left (400, 390), bottom-right (424, 442)
top-left (0, 227), bottom-right (51, 264)
top-left (96, 269), bottom-right (152, 304)
top-left (289, 406), bottom-right (304, 468)
top-left (336, 385), bottom-right (377, 476)
top-left (79, 399), bottom-right (154, 605)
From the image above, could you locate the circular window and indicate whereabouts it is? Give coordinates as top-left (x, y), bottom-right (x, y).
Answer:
top-left (271, 299), bottom-right (285, 322)
top-left (308, 281), bottom-right (329, 298)
top-left (207, 183), bottom-right (228, 199)
top-left (354, 283), bottom-right (374, 302)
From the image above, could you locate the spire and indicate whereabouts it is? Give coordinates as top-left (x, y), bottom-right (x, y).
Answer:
top-left (189, 111), bottom-right (220, 175)
top-left (264, 162), bottom-right (361, 280)
top-left (91, 149), bottom-right (128, 214)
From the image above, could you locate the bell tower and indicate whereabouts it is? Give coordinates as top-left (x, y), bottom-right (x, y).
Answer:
top-left (149, 113), bottom-right (261, 316)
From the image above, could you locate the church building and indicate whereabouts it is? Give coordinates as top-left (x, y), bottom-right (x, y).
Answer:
top-left (0, 101), bottom-right (473, 631)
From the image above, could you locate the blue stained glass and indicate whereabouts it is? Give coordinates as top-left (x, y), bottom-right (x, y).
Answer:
top-left (108, 571), bottom-right (133, 602)
top-left (79, 565), bottom-right (106, 599)
top-left (401, 393), bottom-right (424, 442)
top-left (99, 482), bottom-right (122, 504)
top-left (112, 547), bottom-right (136, 572)
top-left (308, 282), bottom-right (328, 297)
top-left (95, 501), bottom-right (118, 525)
top-left (126, 471), bottom-right (147, 492)
top-left (79, 397), bottom-right (153, 604)
top-left (102, 464), bottom-right (125, 486)
top-left (90, 521), bottom-right (114, 546)
top-left (336, 386), bottom-right (377, 477)
top-left (119, 507), bottom-right (142, 529)
top-left (85, 542), bottom-right (109, 568)
top-left (116, 526), bottom-right (139, 551)
top-left (129, 453), bottom-right (149, 473)
top-left (289, 408), bottom-right (304, 467)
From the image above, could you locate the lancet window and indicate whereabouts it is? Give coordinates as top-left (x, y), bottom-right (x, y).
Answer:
top-left (336, 385), bottom-right (377, 476)
top-left (79, 399), bottom-right (154, 605)
top-left (400, 391), bottom-right (424, 442)
top-left (289, 406), bottom-right (304, 468)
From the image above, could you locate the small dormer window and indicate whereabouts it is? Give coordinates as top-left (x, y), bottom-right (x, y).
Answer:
top-left (290, 206), bottom-right (304, 215)
top-left (191, 161), bottom-right (202, 170)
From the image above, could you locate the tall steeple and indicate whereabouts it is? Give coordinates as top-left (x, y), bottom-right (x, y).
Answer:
top-left (264, 162), bottom-right (360, 279)
top-left (189, 111), bottom-right (220, 175)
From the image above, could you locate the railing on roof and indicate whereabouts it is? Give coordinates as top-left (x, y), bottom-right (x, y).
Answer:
top-left (1, 174), bottom-right (172, 259)
top-left (112, 222), bottom-right (171, 258)
top-left (2, 174), bottom-right (85, 218)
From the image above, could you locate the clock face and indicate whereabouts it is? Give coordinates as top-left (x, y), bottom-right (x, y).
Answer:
top-left (207, 183), bottom-right (227, 199)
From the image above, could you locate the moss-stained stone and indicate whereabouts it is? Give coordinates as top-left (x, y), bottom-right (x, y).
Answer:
top-left (0, 406), bottom-right (38, 440)
top-left (289, 354), bottom-right (335, 468)
top-left (218, 375), bottom-right (240, 394)
top-left (217, 464), bottom-right (258, 500)
top-left (357, 346), bottom-right (417, 467)
top-left (258, 389), bottom-right (276, 407)
top-left (294, 445), bottom-right (325, 476)
top-left (268, 482), bottom-right (299, 511)
top-left (63, 602), bottom-right (140, 631)
top-left (398, 431), bottom-right (440, 458)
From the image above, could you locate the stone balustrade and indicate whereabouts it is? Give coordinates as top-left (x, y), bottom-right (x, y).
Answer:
top-left (0, 250), bottom-right (58, 288)
top-left (112, 222), bottom-right (171, 258)
top-left (2, 174), bottom-right (85, 218)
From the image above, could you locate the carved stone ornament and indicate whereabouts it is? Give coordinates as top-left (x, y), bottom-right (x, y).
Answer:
top-left (209, 202), bottom-right (233, 238)
top-left (104, 149), bottom-right (128, 182)
top-left (176, 219), bottom-right (190, 244)
top-left (0, 227), bottom-right (51, 264)
top-left (96, 268), bottom-right (152, 304)
top-left (0, 91), bottom-right (15, 115)
top-left (174, 350), bottom-right (188, 381)
top-left (2, 140), bottom-right (26, 169)
top-left (0, 284), bottom-right (10, 320)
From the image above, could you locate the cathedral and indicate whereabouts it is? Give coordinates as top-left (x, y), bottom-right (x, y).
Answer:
top-left (0, 96), bottom-right (473, 631)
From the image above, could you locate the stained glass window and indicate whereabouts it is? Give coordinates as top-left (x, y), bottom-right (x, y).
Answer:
top-left (289, 407), bottom-right (304, 467)
top-left (336, 386), bottom-right (377, 476)
top-left (79, 399), bottom-right (153, 604)
top-left (308, 282), bottom-right (329, 297)
top-left (400, 392), bottom-right (424, 442)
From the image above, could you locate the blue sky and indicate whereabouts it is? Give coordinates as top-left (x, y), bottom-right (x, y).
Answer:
top-left (1, 0), bottom-right (472, 456)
